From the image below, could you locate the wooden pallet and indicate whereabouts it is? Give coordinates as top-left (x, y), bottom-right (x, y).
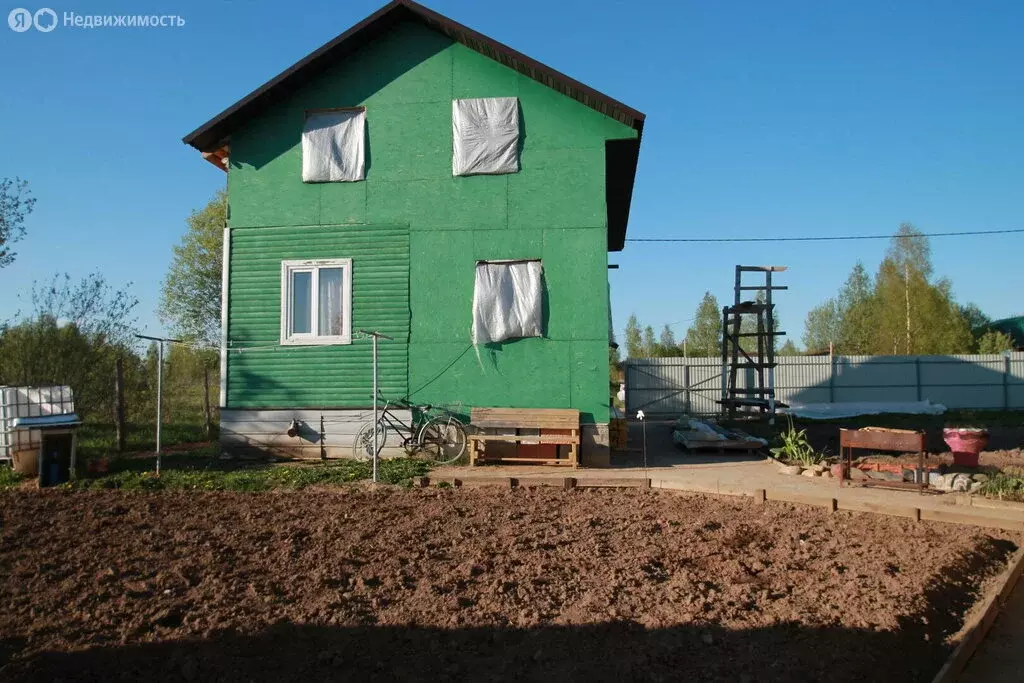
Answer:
top-left (468, 407), bottom-right (579, 468)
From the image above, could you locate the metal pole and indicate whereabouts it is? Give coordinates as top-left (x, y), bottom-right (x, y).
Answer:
top-left (637, 410), bottom-right (647, 473)
top-left (372, 334), bottom-right (378, 484)
top-left (156, 340), bottom-right (163, 475)
top-left (133, 334), bottom-right (183, 476)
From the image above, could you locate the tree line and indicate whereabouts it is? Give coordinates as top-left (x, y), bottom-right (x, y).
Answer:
top-left (801, 224), bottom-right (1012, 355)
top-left (623, 292), bottom-right (799, 359)
top-left (0, 178), bottom-right (220, 438)
top-left (621, 225), bottom-right (1013, 360)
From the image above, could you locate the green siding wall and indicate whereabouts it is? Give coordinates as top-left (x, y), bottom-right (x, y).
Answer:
top-left (226, 20), bottom-right (637, 422)
top-left (227, 225), bottom-right (410, 407)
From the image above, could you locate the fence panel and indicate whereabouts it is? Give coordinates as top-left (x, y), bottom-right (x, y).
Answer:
top-left (623, 352), bottom-right (1024, 416)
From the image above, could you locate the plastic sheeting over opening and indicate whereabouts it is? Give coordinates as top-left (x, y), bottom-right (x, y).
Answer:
top-left (781, 400), bottom-right (947, 420)
top-left (452, 97), bottom-right (519, 176)
top-left (302, 109), bottom-right (366, 182)
top-left (472, 260), bottom-right (542, 344)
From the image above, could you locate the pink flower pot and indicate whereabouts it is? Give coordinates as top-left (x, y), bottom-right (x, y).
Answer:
top-left (942, 428), bottom-right (989, 468)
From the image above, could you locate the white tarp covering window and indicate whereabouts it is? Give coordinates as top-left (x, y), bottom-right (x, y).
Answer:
top-left (472, 260), bottom-right (542, 344)
top-left (302, 109), bottom-right (366, 182)
top-left (452, 97), bottom-right (519, 176)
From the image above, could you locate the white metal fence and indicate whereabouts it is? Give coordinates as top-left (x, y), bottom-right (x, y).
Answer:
top-left (624, 353), bottom-right (1024, 416)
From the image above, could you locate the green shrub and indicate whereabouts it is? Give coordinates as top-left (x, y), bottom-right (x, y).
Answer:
top-left (978, 473), bottom-right (1024, 502)
top-left (0, 468), bottom-right (26, 490)
top-left (64, 457), bottom-right (430, 493)
top-left (770, 416), bottom-right (823, 467)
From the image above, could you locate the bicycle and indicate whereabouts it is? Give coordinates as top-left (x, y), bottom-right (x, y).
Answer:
top-left (352, 395), bottom-right (469, 465)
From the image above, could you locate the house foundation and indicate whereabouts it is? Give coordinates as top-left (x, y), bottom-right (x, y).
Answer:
top-left (221, 408), bottom-right (611, 467)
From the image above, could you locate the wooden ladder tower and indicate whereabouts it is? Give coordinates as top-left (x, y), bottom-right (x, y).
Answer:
top-left (720, 265), bottom-right (788, 422)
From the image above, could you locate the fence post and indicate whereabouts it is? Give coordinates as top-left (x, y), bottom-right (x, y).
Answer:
top-left (203, 364), bottom-right (212, 439)
top-left (828, 351), bottom-right (836, 403)
top-left (683, 362), bottom-right (691, 414)
top-left (915, 358), bottom-right (922, 402)
top-left (1004, 354), bottom-right (1011, 410)
top-left (114, 356), bottom-right (125, 453)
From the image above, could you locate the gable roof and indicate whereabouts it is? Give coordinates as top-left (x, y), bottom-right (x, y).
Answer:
top-left (182, 0), bottom-right (644, 250)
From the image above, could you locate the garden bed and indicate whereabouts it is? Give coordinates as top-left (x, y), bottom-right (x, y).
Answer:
top-left (0, 488), bottom-right (1021, 681)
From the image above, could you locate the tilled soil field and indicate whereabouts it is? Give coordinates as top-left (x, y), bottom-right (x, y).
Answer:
top-left (0, 487), bottom-right (1020, 682)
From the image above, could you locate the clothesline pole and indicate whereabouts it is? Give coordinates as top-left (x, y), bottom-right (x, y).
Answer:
top-left (135, 334), bottom-right (184, 476)
top-left (359, 330), bottom-right (393, 483)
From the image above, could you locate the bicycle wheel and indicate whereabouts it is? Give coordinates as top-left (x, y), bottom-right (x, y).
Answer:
top-left (352, 421), bottom-right (388, 459)
top-left (417, 416), bottom-right (467, 465)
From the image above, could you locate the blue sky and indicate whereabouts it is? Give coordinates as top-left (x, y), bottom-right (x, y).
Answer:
top-left (2, 0), bottom-right (1022, 346)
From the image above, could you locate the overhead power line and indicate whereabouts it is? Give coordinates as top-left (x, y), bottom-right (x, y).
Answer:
top-left (626, 228), bottom-right (1024, 244)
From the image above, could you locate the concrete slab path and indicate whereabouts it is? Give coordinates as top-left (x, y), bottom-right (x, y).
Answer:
top-left (435, 420), bottom-right (1024, 529)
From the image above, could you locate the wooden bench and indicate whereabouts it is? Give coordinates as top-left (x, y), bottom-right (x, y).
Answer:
top-left (468, 408), bottom-right (579, 468)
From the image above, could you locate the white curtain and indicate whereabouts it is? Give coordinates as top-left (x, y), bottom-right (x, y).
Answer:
top-left (302, 110), bottom-right (366, 182)
top-left (472, 261), bottom-right (543, 344)
top-left (318, 268), bottom-right (343, 336)
top-left (452, 97), bottom-right (519, 176)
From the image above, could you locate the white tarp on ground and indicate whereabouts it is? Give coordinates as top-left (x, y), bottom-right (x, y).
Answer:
top-left (781, 400), bottom-right (947, 420)
top-left (472, 260), bottom-right (542, 344)
top-left (452, 97), bottom-right (519, 176)
top-left (302, 109), bottom-right (366, 182)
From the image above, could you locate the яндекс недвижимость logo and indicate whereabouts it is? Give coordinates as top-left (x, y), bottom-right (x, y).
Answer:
top-left (8, 8), bottom-right (183, 31)
top-left (8, 7), bottom-right (57, 32)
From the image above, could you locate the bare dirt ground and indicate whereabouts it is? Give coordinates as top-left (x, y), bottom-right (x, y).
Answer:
top-left (0, 488), bottom-right (1020, 682)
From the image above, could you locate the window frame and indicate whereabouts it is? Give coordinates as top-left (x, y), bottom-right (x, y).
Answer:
top-left (280, 258), bottom-right (353, 346)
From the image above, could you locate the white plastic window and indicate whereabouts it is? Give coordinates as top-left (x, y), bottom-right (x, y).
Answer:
top-left (452, 97), bottom-right (520, 176)
top-left (472, 260), bottom-right (543, 344)
top-left (302, 109), bottom-right (366, 182)
top-left (280, 259), bottom-right (352, 345)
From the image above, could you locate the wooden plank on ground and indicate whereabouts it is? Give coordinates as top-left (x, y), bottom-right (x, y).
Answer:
top-left (919, 508), bottom-right (1024, 532)
top-left (453, 476), bottom-right (518, 489)
top-left (576, 478), bottom-right (650, 488)
top-left (931, 549), bottom-right (1024, 683)
top-left (764, 489), bottom-right (837, 511)
top-left (837, 499), bottom-right (920, 520)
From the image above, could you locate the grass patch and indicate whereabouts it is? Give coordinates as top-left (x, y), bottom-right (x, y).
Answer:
top-left (977, 473), bottom-right (1024, 502)
top-left (77, 422), bottom-right (210, 461)
top-left (66, 457), bottom-right (429, 492)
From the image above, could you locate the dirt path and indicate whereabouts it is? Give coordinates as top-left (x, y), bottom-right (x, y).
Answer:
top-left (0, 488), bottom-right (1020, 682)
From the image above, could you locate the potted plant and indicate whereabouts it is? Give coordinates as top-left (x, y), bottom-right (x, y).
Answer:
top-left (942, 426), bottom-right (989, 468)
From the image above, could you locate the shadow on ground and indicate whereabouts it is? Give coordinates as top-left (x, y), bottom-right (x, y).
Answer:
top-left (0, 618), bottom-right (976, 683)
top-left (4, 538), bottom-right (1014, 683)
top-left (611, 420), bottom-right (767, 468)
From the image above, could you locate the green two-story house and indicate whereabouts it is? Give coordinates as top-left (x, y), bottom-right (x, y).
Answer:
top-left (183, 0), bottom-right (644, 465)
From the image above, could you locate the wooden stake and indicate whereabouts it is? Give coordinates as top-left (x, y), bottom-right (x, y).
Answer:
top-left (114, 356), bottom-right (125, 453)
top-left (203, 364), bottom-right (212, 439)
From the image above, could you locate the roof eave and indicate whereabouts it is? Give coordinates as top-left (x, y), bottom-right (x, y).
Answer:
top-left (182, 0), bottom-right (644, 152)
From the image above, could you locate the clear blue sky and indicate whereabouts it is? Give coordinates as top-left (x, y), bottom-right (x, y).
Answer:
top-left (2, 0), bottom-right (1022, 346)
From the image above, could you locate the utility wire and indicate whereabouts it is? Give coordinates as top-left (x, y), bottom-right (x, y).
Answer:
top-left (626, 228), bottom-right (1024, 243)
